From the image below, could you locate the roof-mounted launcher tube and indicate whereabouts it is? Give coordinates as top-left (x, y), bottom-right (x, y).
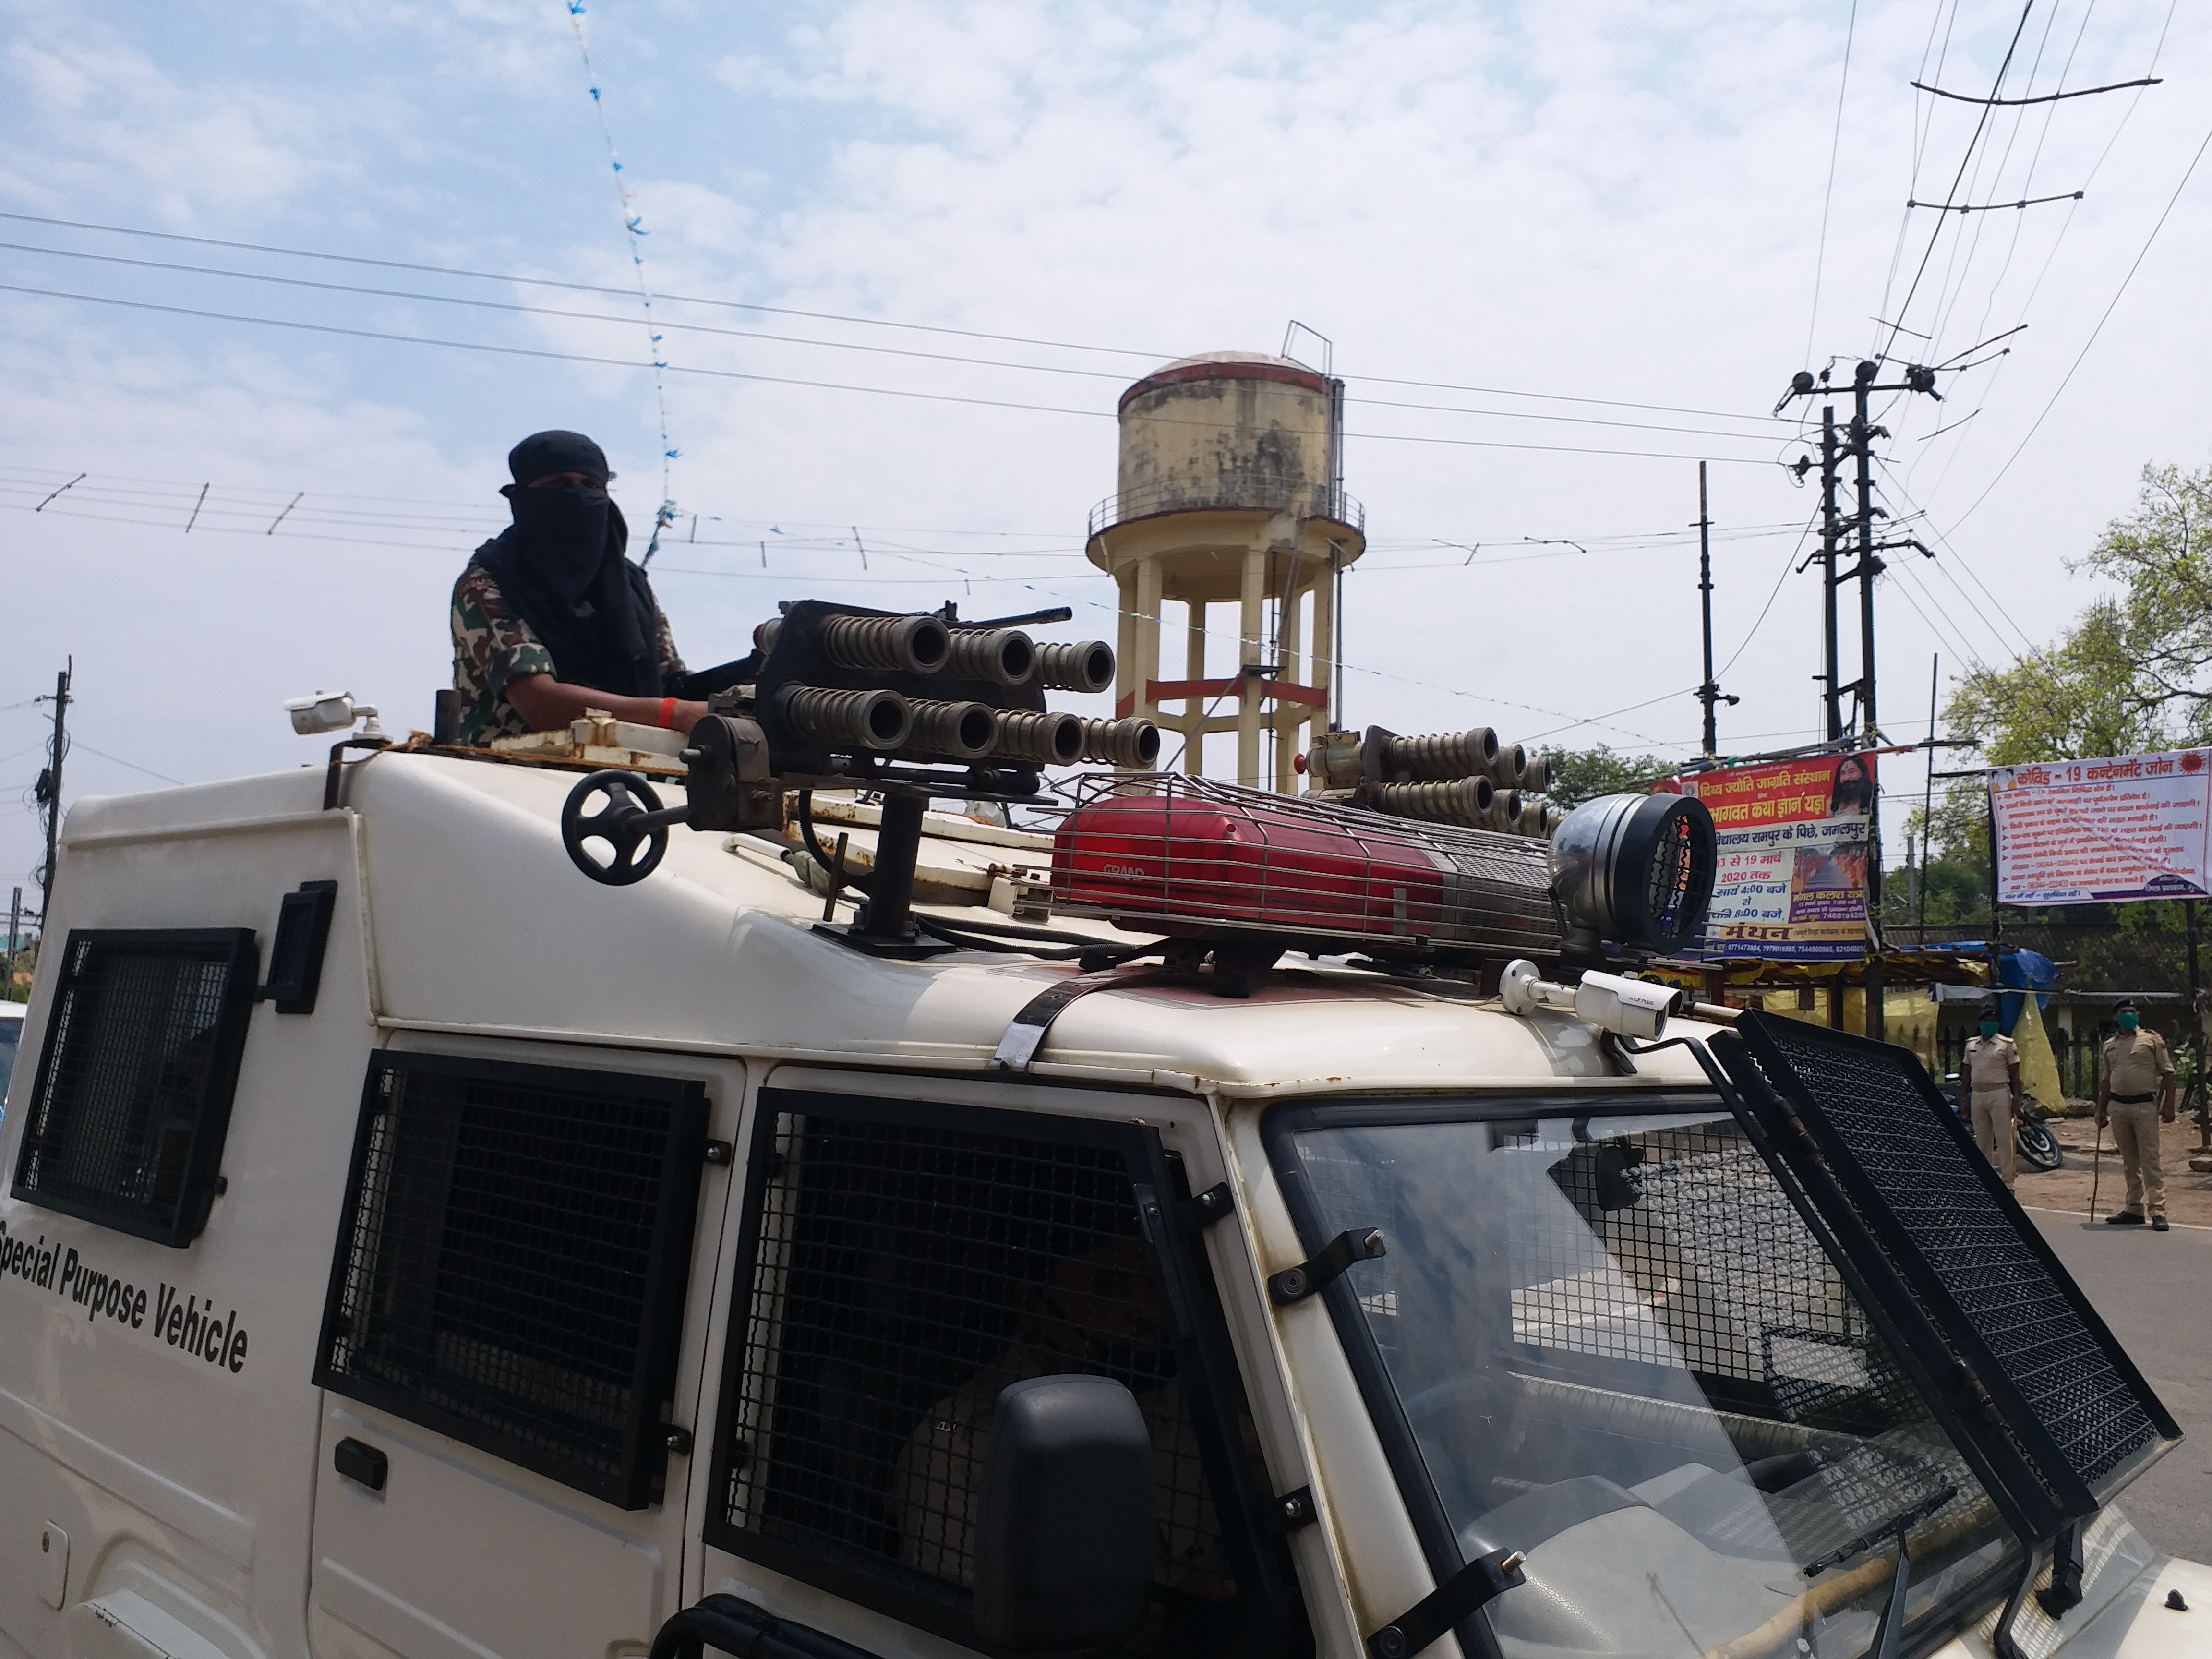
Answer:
top-left (1035, 641), bottom-right (1116, 696)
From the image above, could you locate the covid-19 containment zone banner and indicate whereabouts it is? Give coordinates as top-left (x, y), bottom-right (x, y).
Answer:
top-left (1991, 751), bottom-right (2212, 904)
top-left (1675, 753), bottom-right (1876, 961)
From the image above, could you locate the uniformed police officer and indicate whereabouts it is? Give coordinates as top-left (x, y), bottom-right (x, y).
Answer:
top-left (2099, 998), bottom-right (2175, 1230)
top-left (1959, 1003), bottom-right (2022, 1187)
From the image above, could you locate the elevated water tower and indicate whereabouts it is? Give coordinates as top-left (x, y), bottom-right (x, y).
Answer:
top-left (1086, 351), bottom-right (1365, 790)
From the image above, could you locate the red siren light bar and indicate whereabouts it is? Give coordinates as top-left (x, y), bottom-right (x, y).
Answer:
top-left (1050, 775), bottom-right (1716, 962)
top-left (1050, 775), bottom-right (1563, 958)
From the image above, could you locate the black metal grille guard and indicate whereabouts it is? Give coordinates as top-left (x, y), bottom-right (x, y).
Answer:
top-left (1703, 1014), bottom-right (2179, 1546)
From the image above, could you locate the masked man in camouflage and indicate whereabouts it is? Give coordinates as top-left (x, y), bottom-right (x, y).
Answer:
top-left (450, 431), bottom-right (707, 744)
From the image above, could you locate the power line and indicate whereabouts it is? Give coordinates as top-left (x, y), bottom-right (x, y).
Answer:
top-left (1948, 110), bottom-right (2212, 531)
top-left (0, 236), bottom-right (1798, 449)
top-left (0, 468), bottom-right (1817, 560)
top-left (68, 741), bottom-right (184, 786)
top-left (1804, 0), bottom-right (1858, 368)
top-left (1911, 0), bottom-right (2176, 510)
top-left (1879, 1), bottom-right (2043, 360)
top-left (0, 209), bottom-right (1797, 429)
top-left (1904, 0), bottom-right (2091, 496)
top-left (0, 280), bottom-right (1789, 469)
top-left (1715, 509), bottom-right (1821, 681)
top-left (1875, 460), bottom-right (2034, 656)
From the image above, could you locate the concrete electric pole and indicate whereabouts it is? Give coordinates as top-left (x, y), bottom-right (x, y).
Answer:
top-left (34, 660), bottom-right (71, 925)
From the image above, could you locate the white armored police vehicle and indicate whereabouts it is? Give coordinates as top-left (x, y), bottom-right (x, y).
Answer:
top-left (0, 602), bottom-right (2201, 1659)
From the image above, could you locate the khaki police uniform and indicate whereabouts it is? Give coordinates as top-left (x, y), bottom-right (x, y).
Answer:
top-left (2103, 1027), bottom-right (2174, 1220)
top-left (1962, 1033), bottom-right (2020, 1186)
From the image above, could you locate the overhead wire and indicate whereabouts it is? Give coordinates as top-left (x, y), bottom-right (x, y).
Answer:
top-left (68, 742), bottom-right (185, 787)
top-left (0, 209), bottom-right (1796, 430)
top-left (1924, 0), bottom-right (2173, 472)
top-left (1877, 463), bottom-right (2035, 658)
top-left (1878, 0), bottom-right (2043, 361)
top-left (1947, 66), bottom-right (2205, 530)
top-left (0, 280), bottom-right (1790, 469)
top-left (0, 239), bottom-right (1792, 444)
top-left (1715, 508), bottom-right (1822, 681)
top-left (1804, 0), bottom-right (1860, 368)
top-left (1877, 0), bottom-right (1968, 340)
top-left (1907, 0), bottom-right (2112, 499)
top-left (0, 469), bottom-right (1816, 565)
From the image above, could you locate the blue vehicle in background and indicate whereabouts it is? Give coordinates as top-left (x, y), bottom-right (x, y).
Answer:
top-left (0, 1000), bottom-right (22, 1110)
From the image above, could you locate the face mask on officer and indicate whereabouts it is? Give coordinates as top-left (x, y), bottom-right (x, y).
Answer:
top-left (501, 429), bottom-right (615, 605)
top-left (1979, 1019), bottom-right (1999, 1037)
top-left (2118, 1010), bottom-right (2140, 1032)
top-left (505, 479), bottom-right (611, 603)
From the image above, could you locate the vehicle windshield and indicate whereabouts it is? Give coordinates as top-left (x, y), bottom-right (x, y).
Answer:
top-left (1271, 1101), bottom-right (2016, 1659)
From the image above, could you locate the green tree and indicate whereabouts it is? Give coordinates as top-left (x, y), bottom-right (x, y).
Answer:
top-left (1910, 461), bottom-right (2212, 968)
top-left (1540, 745), bottom-right (1671, 808)
top-left (1947, 460), bottom-right (2212, 765)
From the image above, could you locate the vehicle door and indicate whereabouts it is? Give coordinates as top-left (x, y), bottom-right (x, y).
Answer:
top-left (683, 1065), bottom-right (1311, 1659)
top-left (306, 1036), bottom-right (745, 1659)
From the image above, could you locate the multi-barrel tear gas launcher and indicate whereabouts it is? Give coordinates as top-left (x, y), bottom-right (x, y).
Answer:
top-left (560, 601), bottom-right (1716, 974)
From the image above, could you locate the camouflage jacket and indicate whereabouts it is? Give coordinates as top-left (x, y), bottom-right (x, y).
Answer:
top-left (450, 561), bottom-right (686, 745)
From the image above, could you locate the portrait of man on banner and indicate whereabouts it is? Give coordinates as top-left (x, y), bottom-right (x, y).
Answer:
top-left (1683, 752), bottom-right (1877, 962)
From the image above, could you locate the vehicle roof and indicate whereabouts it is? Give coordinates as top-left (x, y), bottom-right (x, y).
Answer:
top-left (58, 751), bottom-right (1722, 1098)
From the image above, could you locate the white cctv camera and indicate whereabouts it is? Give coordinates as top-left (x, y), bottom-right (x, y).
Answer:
top-left (1500, 960), bottom-right (1685, 1041)
top-left (284, 693), bottom-right (386, 739)
top-left (1570, 971), bottom-right (1685, 1041)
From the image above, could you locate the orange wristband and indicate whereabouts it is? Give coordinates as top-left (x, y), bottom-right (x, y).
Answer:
top-left (659, 697), bottom-right (678, 728)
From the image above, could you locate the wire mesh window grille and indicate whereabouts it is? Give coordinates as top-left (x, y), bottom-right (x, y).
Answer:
top-left (315, 1053), bottom-right (705, 1509)
top-left (11, 929), bottom-right (258, 1246)
top-left (712, 1102), bottom-right (1253, 1655)
top-left (1274, 1103), bottom-right (2015, 1657)
top-left (1747, 1016), bottom-right (2165, 1498)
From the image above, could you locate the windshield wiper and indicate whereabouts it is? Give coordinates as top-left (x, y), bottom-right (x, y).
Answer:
top-left (1801, 1483), bottom-right (1958, 1659)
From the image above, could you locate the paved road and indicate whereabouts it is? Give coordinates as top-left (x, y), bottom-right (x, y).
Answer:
top-left (2028, 1206), bottom-right (2212, 1564)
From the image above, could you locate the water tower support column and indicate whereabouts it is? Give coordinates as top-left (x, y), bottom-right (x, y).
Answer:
top-left (1238, 544), bottom-right (1267, 787)
top-left (1185, 601), bottom-right (1208, 775)
top-left (1275, 570), bottom-right (1307, 793)
top-left (1310, 553), bottom-right (1336, 748)
top-left (1114, 572), bottom-right (1137, 716)
top-left (1135, 558), bottom-right (1163, 727)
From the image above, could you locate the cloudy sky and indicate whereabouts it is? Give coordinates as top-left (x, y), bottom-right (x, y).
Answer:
top-left (3, 0), bottom-right (2208, 907)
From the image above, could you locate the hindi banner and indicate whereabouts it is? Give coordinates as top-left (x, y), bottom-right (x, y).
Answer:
top-left (1990, 750), bottom-right (2212, 904)
top-left (1678, 754), bottom-right (1875, 961)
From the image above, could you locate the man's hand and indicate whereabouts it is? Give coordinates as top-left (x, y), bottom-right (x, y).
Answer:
top-left (507, 674), bottom-right (708, 735)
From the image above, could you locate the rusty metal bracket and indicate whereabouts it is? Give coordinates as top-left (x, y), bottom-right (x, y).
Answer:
top-left (989, 966), bottom-right (1154, 1071)
top-left (1268, 1227), bottom-right (1385, 1306)
top-left (1367, 1547), bottom-right (1525, 1659)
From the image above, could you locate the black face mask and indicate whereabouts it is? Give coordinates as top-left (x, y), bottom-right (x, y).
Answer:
top-left (506, 483), bottom-right (611, 603)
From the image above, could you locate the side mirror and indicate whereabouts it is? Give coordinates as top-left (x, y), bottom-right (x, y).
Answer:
top-left (973, 1374), bottom-right (1155, 1652)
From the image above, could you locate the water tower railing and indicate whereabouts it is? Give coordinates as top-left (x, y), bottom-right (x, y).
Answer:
top-left (1086, 482), bottom-right (1365, 539)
